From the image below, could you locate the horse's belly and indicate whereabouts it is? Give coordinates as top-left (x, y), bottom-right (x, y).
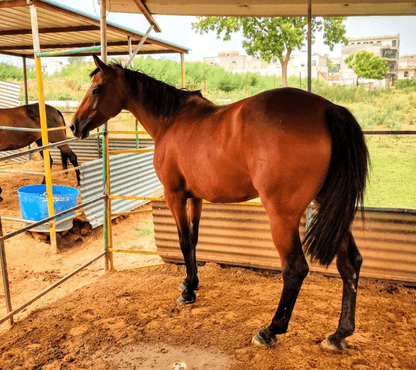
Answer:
top-left (185, 166), bottom-right (259, 203)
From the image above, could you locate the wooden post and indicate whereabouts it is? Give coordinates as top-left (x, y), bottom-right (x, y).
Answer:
top-left (181, 53), bottom-right (185, 89)
top-left (22, 56), bottom-right (28, 105)
top-left (28, 0), bottom-right (57, 253)
top-left (0, 217), bottom-right (13, 326)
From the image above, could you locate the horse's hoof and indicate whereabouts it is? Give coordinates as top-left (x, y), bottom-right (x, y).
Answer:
top-left (321, 338), bottom-right (347, 354)
top-left (251, 332), bottom-right (277, 349)
top-left (178, 282), bottom-right (199, 291)
top-left (176, 295), bottom-right (196, 305)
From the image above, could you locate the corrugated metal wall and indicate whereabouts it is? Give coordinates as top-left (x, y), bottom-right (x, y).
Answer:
top-left (50, 137), bottom-right (154, 164)
top-left (81, 150), bottom-right (162, 228)
top-left (0, 80), bottom-right (26, 162)
top-left (0, 80), bottom-right (20, 109)
top-left (153, 201), bottom-right (416, 285)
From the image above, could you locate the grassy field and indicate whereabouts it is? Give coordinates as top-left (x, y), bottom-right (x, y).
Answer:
top-left (365, 135), bottom-right (416, 209)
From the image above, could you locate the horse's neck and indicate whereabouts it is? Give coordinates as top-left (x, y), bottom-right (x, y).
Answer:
top-left (127, 101), bottom-right (164, 140)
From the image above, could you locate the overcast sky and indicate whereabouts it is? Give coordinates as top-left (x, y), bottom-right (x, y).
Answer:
top-left (3, 0), bottom-right (416, 63)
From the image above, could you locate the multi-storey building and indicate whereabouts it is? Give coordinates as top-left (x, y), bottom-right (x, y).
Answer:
top-left (398, 54), bottom-right (416, 79)
top-left (340, 34), bottom-right (400, 87)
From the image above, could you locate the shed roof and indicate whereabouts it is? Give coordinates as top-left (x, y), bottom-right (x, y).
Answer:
top-left (98, 0), bottom-right (416, 17)
top-left (0, 0), bottom-right (189, 59)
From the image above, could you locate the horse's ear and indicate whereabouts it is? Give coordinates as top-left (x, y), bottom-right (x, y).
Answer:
top-left (92, 54), bottom-right (110, 74)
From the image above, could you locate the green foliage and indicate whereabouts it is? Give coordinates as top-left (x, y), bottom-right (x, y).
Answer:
top-left (0, 63), bottom-right (36, 81)
top-left (192, 16), bottom-right (347, 86)
top-left (59, 61), bottom-right (92, 90)
top-left (344, 50), bottom-right (389, 85)
top-left (394, 78), bottom-right (416, 89)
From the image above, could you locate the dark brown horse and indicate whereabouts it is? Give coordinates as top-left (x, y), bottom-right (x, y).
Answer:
top-left (0, 103), bottom-right (80, 201)
top-left (71, 55), bottom-right (369, 353)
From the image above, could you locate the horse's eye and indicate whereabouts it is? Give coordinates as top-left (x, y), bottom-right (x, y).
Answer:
top-left (93, 87), bottom-right (102, 95)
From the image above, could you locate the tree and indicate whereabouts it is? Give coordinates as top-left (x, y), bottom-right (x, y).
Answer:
top-left (192, 17), bottom-right (348, 87)
top-left (344, 50), bottom-right (389, 86)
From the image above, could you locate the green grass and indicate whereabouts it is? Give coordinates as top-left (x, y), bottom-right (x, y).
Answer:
top-left (365, 136), bottom-right (416, 208)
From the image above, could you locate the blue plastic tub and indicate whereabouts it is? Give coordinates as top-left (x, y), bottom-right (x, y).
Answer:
top-left (18, 185), bottom-right (79, 232)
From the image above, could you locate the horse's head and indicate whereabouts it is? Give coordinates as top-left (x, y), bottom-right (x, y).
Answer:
top-left (71, 55), bottom-right (126, 139)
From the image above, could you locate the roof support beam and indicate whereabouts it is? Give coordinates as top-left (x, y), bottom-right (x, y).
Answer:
top-left (125, 24), bottom-right (153, 67)
top-left (131, 0), bottom-right (162, 32)
top-left (1, 41), bottom-right (148, 51)
top-left (0, 25), bottom-right (99, 36)
top-left (0, 0), bottom-right (28, 9)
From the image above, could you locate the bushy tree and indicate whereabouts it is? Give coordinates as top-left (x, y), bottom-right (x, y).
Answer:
top-left (192, 17), bottom-right (348, 87)
top-left (344, 50), bottom-right (389, 86)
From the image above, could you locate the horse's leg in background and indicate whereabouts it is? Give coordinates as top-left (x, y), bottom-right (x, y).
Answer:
top-left (0, 186), bottom-right (3, 202)
top-left (35, 138), bottom-right (53, 185)
top-left (322, 232), bottom-right (362, 352)
top-left (252, 202), bottom-right (309, 348)
top-left (179, 197), bottom-right (203, 292)
top-left (58, 145), bottom-right (81, 185)
top-left (165, 192), bottom-right (201, 303)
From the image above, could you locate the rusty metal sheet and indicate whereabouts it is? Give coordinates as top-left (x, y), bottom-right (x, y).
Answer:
top-left (153, 201), bottom-right (416, 285)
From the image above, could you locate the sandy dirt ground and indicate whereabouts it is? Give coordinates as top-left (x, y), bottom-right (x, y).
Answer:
top-left (0, 161), bottom-right (416, 369)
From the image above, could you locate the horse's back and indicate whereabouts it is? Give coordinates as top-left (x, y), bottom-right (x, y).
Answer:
top-left (0, 104), bottom-right (66, 151)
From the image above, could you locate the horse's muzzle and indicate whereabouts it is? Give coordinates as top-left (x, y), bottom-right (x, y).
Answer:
top-left (70, 122), bottom-right (89, 139)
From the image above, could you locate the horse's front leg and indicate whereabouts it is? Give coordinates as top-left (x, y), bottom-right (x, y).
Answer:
top-left (165, 193), bottom-right (202, 304)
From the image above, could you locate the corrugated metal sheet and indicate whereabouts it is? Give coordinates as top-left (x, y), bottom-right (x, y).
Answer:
top-left (0, 80), bottom-right (20, 109)
top-left (50, 137), bottom-right (154, 164)
top-left (81, 150), bottom-right (162, 228)
top-left (0, 0), bottom-right (189, 58)
top-left (153, 201), bottom-right (416, 285)
top-left (0, 80), bottom-right (26, 162)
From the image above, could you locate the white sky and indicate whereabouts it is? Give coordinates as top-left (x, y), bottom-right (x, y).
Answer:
top-left (2, 0), bottom-right (416, 63)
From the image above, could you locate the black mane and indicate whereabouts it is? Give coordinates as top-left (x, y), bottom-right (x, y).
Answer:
top-left (90, 63), bottom-right (203, 118)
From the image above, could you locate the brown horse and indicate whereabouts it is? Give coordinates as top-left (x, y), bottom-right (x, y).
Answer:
top-left (71, 55), bottom-right (369, 353)
top-left (0, 103), bottom-right (80, 201)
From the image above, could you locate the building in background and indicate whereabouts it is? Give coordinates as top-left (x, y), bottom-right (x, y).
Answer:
top-left (398, 54), bottom-right (416, 79)
top-left (339, 34), bottom-right (400, 87)
top-left (203, 50), bottom-right (328, 80)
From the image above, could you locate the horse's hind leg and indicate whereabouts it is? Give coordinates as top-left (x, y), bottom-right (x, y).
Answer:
top-left (322, 232), bottom-right (362, 353)
top-left (252, 209), bottom-right (309, 348)
top-left (165, 192), bottom-right (202, 303)
top-left (59, 145), bottom-right (80, 185)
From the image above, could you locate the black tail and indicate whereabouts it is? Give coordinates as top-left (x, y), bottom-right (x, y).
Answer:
top-left (303, 103), bottom-right (369, 266)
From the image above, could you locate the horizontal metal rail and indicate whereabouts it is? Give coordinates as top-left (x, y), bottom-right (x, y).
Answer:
top-left (0, 126), bottom-right (68, 132)
top-left (108, 130), bottom-right (150, 135)
top-left (108, 248), bottom-right (159, 255)
top-left (0, 195), bottom-right (105, 242)
top-left (363, 130), bottom-right (416, 135)
top-left (35, 45), bottom-right (100, 58)
top-left (0, 166), bottom-right (80, 176)
top-left (0, 252), bottom-right (106, 326)
top-left (111, 209), bottom-right (153, 217)
top-left (109, 148), bottom-right (155, 155)
top-left (109, 195), bottom-right (163, 202)
top-left (0, 132), bottom-right (102, 162)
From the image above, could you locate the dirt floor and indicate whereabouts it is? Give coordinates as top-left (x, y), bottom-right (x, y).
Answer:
top-left (1, 161), bottom-right (416, 369)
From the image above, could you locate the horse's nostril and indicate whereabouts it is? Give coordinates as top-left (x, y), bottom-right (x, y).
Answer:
top-left (70, 123), bottom-right (75, 133)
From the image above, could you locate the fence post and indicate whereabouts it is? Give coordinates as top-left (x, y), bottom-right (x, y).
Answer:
top-left (0, 217), bottom-right (13, 326)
